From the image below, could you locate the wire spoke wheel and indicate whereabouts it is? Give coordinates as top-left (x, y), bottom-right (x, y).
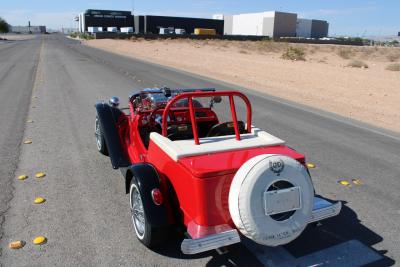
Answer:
top-left (130, 183), bottom-right (146, 239)
top-left (95, 117), bottom-right (102, 150)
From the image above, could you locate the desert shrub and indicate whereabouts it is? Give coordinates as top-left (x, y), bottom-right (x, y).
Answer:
top-left (386, 63), bottom-right (400, 71)
top-left (69, 32), bottom-right (78, 38)
top-left (257, 40), bottom-right (284, 53)
top-left (78, 33), bottom-right (94, 40)
top-left (387, 53), bottom-right (400, 62)
top-left (239, 50), bottom-right (248, 54)
top-left (347, 60), bottom-right (369, 68)
top-left (338, 49), bottom-right (353, 59)
top-left (281, 47), bottom-right (306, 61)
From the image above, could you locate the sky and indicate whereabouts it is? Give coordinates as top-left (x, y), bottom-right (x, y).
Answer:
top-left (1, 0), bottom-right (399, 36)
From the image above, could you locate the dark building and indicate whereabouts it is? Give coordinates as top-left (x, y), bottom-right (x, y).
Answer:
top-left (135, 15), bottom-right (224, 35)
top-left (78, 9), bottom-right (134, 32)
top-left (311, 20), bottom-right (329, 39)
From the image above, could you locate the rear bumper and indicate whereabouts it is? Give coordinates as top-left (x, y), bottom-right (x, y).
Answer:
top-left (181, 197), bottom-right (341, 254)
top-left (181, 229), bottom-right (240, 255)
top-left (308, 197), bottom-right (342, 224)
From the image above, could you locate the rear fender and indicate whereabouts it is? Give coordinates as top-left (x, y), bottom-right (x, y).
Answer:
top-left (95, 102), bottom-right (130, 169)
top-left (123, 164), bottom-right (169, 228)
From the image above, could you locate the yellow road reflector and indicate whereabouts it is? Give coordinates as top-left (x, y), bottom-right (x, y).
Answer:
top-left (35, 172), bottom-right (46, 178)
top-left (306, 163), bottom-right (316, 169)
top-left (338, 180), bottom-right (350, 186)
top-left (17, 174), bottom-right (28, 180)
top-left (27, 120), bottom-right (34, 123)
top-left (24, 140), bottom-right (32, 144)
top-left (9, 240), bottom-right (25, 249)
top-left (33, 236), bottom-right (47, 245)
top-left (352, 178), bottom-right (363, 185)
top-left (34, 197), bottom-right (46, 204)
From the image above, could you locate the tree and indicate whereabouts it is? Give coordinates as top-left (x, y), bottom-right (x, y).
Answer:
top-left (0, 17), bottom-right (10, 33)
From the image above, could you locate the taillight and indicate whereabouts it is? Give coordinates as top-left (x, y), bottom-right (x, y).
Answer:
top-left (151, 188), bottom-right (163, 206)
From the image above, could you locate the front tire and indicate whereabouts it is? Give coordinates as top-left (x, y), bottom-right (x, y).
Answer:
top-left (95, 116), bottom-right (108, 156)
top-left (129, 179), bottom-right (168, 248)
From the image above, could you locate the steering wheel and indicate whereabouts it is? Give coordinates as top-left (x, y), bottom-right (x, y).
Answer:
top-left (148, 106), bottom-right (175, 130)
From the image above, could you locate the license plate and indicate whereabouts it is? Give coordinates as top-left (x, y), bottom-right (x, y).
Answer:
top-left (264, 187), bottom-right (301, 216)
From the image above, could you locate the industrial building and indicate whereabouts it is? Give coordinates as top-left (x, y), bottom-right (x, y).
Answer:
top-left (215, 11), bottom-right (329, 38)
top-left (134, 15), bottom-right (224, 35)
top-left (296, 19), bottom-right (329, 38)
top-left (78, 9), bottom-right (134, 33)
top-left (76, 9), bottom-right (328, 39)
top-left (78, 9), bottom-right (223, 35)
top-left (217, 11), bottom-right (297, 38)
top-left (10, 25), bottom-right (46, 34)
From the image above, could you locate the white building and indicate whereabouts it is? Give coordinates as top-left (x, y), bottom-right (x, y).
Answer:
top-left (219, 11), bottom-right (298, 38)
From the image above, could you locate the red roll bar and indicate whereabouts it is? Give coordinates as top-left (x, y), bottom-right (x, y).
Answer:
top-left (162, 91), bottom-right (252, 145)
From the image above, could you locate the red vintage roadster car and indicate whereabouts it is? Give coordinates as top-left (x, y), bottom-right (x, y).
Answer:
top-left (94, 88), bottom-right (341, 254)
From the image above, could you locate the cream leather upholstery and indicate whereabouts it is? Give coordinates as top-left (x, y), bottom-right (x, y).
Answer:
top-left (149, 127), bottom-right (285, 161)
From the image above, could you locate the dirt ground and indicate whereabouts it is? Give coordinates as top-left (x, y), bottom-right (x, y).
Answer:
top-left (0, 34), bottom-right (37, 41)
top-left (85, 38), bottom-right (400, 133)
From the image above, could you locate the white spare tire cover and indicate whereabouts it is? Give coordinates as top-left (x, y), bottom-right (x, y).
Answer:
top-left (229, 154), bottom-right (314, 246)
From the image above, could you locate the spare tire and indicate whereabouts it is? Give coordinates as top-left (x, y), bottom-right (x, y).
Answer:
top-left (229, 154), bottom-right (314, 246)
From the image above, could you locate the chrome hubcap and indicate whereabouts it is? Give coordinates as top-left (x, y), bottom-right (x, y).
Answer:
top-left (131, 185), bottom-right (145, 238)
top-left (95, 118), bottom-right (102, 150)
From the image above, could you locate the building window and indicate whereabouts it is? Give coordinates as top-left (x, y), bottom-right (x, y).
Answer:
top-left (115, 15), bottom-right (127, 19)
top-left (94, 15), bottom-right (103, 18)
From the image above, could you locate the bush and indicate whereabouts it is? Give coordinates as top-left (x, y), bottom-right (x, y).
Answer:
top-left (338, 49), bottom-right (353, 59)
top-left (281, 47), bottom-right (306, 61)
top-left (347, 60), bottom-right (369, 69)
top-left (79, 33), bottom-right (94, 40)
top-left (69, 32), bottom-right (78, 38)
top-left (387, 53), bottom-right (400, 62)
top-left (0, 17), bottom-right (9, 33)
top-left (386, 63), bottom-right (400, 71)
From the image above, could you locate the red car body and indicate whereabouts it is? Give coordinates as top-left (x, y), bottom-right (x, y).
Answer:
top-left (95, 88), bottom-right (341, 254)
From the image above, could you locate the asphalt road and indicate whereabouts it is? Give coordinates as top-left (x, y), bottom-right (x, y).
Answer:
top-left (0, 34), bottom-right (399, 266)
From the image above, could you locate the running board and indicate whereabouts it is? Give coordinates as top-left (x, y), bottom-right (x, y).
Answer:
top-left (181, 229), bottom-right (240, 255)
top-left (308, 197), bottom-right (342, 223)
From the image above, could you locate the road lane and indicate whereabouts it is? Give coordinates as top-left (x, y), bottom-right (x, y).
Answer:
top-left (0, 36), bottom-right (41, 260)
top-left (0, 34), bottom-right (397, 266)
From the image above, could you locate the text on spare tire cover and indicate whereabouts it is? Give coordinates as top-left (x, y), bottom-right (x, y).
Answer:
top-left (269, 158), bottom-right (284, 175)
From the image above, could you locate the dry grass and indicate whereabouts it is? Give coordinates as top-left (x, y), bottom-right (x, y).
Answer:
top-left (347, 60), bottom-right (369, 69)
top-left (387, 53), bottom-right (400, 62)
top-left (281, 47), bottom-right (306, 61)
top-left (386, 63), bottom-right (400, 71)
top-left (257, 40), bottom-right (287, 53)
top-left (338, 48), bottom-right (354, 59)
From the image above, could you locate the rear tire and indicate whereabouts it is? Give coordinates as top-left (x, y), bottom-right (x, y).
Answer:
top-left (95, 116), bottom-right (108, 156)
top-left (129, 179), bottom-right (168, 248)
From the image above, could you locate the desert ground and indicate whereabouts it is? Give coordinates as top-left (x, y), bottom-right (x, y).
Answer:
top-left (85, 38), bottom-right (400, 133)
top-left (0, 33), bottom-right (36, 41)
